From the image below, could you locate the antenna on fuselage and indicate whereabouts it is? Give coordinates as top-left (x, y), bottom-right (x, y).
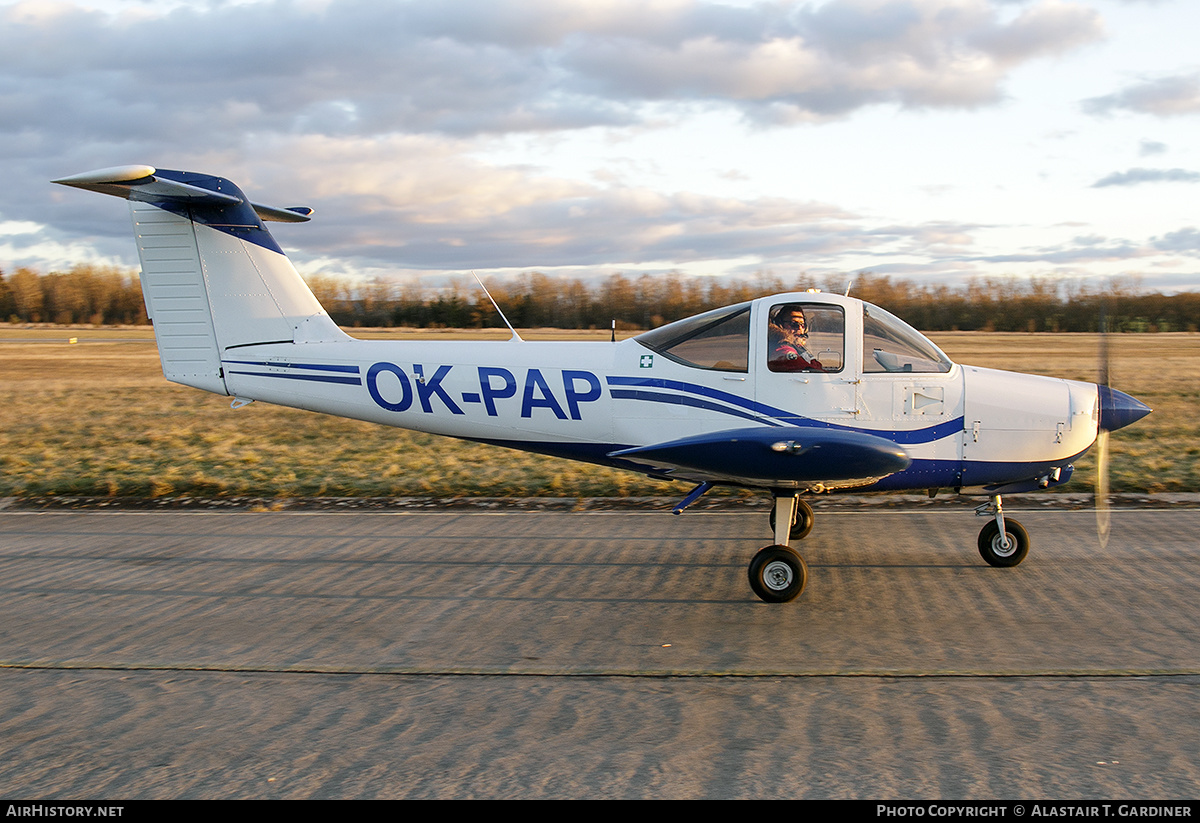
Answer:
top-left (471, 271), bottom-right (523, 342)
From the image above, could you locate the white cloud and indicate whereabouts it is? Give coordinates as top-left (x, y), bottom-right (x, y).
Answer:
top-left (1084, 72), bottom-right (1200, 117)
top-left (231, 135), bottom-right (863, 270)
top-left (8, 0), bottom-right (1200, 291)
top-left (1, 0), bottom-right (1107, 147)
top-left (1091, 168), bottom-right (1200, 188)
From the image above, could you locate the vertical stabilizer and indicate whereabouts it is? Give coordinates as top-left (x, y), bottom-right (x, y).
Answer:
top-left (54, 166), bottom-right (349, 396)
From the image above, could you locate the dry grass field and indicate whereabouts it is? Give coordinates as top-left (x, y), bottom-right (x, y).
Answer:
top-left (0, 326), bottom-right (1192, 499)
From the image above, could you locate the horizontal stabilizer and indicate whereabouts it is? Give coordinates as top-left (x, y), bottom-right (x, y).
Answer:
top-left (610, 426), bottom-right (911, 485)
top-left (53, 165), bottom-right (311, 222)
top-left (253, 204), bottom-right (314, 223)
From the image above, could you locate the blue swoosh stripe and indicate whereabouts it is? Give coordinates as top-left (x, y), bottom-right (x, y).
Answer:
top-left (607, 375), bottom-right (962, 444)
top-left (608, 376), bottom-right (778, 418)
top-left (223, 359), bottom-right (360, 374)
top-left (226, 370), bottom-right (362, 386)
top-left (608, 389), bottom-right (780, 425)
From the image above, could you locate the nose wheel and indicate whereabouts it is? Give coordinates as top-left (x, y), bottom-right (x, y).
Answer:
top-left (977, 519), bottom-right (1029, 566)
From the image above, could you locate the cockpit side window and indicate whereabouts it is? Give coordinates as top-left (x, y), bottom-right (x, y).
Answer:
top-left (635, 303), bottom-right (750, 372)
top-left (767, 303), bottom-right (844, 373)
top-left (862, 305), bottom-right (951, 373)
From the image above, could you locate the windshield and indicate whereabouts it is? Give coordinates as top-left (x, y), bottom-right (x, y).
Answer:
top-left (862, 305), bottom-right (952, 374)
top-left (635, 303), bottom-right (750, 372)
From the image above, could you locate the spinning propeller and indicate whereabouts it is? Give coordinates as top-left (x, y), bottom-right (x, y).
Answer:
top-left (1096, 306), bottom-right (1111, 549)
top-left (1093, 303), bottom-right (1152, 549)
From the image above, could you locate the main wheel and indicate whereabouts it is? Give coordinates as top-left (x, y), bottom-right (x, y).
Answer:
top-left (748, 545), bottom-right (808, 603)
top-left (977, 519), bottom-right (1030, 567)
top-left (768, 497), bottom-right (815, 540)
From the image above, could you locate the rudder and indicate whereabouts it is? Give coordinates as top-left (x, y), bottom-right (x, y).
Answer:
top-left (130, 199), bottom-right (226, 393)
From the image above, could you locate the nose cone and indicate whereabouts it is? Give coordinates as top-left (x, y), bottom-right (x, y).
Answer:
top-left (1098, 385), bottom-right (1152, 432)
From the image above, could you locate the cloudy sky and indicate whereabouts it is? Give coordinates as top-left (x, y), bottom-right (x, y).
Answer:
top-left (5, 0), bottom-right (1200, 292)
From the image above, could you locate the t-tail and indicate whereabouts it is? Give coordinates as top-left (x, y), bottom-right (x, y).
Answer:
top-left (53, 165), bottom-right (348, 395)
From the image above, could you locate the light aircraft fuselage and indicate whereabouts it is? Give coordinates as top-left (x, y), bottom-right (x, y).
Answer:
top-left (53, 165), bottom-right (1151, 603)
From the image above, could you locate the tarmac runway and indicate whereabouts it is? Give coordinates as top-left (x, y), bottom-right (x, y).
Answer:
top-left (1, 505), bottom-right (1198, 798)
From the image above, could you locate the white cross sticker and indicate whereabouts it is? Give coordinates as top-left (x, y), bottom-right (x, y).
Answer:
top-left (640, 354), bottom-right (654, 368)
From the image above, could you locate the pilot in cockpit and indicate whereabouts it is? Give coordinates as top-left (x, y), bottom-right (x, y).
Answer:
top-left (768, 304), bottom-right (825, 372)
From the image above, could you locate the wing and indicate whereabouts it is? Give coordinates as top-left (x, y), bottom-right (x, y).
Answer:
top-left (609, 426), bottom-right (911, 490)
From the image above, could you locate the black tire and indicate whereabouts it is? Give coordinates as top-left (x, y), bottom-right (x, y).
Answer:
top-left (977, 519), bottom-right (1030, 567)
top-left (748, 545), bottom-right (808, 603)
top-left (768, 497), bottom-right (815, 541)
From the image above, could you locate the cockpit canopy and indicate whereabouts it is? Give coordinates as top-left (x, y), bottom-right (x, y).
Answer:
top-left (634, 302), bottom-right (751, 372)
top-left (633, 295), bottom-right (952, 375)
top-left (862, 304), bottom-right (952, 374)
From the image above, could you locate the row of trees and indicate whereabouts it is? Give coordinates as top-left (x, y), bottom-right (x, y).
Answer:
top-left (3, 264), bottom-right (1198, 332)
top-left (306, 270), bottom-right (1200, 332)
top-left (1, 265), bottom-right (148, 326)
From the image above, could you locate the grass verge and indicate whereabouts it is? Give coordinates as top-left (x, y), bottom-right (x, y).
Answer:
top-left (1, 328), bottom-right (1190, 499)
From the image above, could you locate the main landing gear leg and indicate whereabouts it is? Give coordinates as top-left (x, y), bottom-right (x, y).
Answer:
top-left (748, 493), bottom-right (809, 603)
top-left (975, 494), bottom-right (1030, 567)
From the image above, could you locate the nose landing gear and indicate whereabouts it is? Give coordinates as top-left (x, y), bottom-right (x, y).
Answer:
top-left (975, 495), bottom-right (1030, 567)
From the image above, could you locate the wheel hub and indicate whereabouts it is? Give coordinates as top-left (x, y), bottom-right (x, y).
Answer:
top-left (762, 560), bottom-right (794, 590)
top-left (991, 533), bottom-right (1017, 557)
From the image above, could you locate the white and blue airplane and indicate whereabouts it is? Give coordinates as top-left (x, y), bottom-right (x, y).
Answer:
top-left (55, 165), bottom-right (1151, 603)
